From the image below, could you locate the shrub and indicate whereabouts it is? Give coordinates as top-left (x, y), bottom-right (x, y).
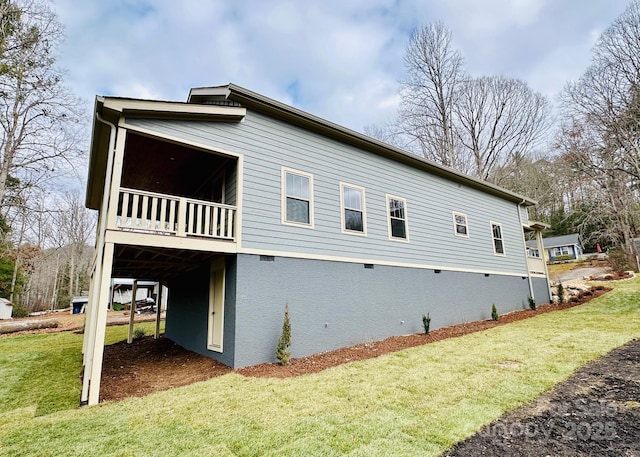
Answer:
top-left (276, 304), bottom-right (292, 366)
top-left (608, 248), bottom-right (633, 273)
top-left (557, 283), bottom-right (565, 304)
top-left (552, 254), bottom-right (574, 262)
top-left (133, 328), bottom-right (146, 339)
top-left (569, 296), bottom-right (580, 303)
top-left (528, 296), bottom-right (536, 310)
top-left (422, 313), bottom-right (431, 335)
top-left (11, 303), bottom-right (29, 318)
top-left (491, 304), bottom-right (499, 321)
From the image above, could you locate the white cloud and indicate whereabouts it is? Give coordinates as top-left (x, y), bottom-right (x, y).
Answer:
top-left (53, 0), bottom-right (631, 137)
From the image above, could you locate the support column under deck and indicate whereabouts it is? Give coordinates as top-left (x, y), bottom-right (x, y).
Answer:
top-left (83, 242), bottom-right (115, 406)
top-left (127, 280), bottom-right (138, 344)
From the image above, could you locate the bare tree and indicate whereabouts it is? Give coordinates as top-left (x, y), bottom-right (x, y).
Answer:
top-left (491, 153), bottom-right (569, 222)
top-left (397, 22), bottom-right (466, 169)
top-left (382, 22), bottom-right (552, 182)
top-left (53, 191), bottom-right (96, 298)
top-left (558, 0), bottom-right (640, 266)
top-left (0, 0), bottom-right (84, 211)
top-left (454, 76), bottom-right (551, 181)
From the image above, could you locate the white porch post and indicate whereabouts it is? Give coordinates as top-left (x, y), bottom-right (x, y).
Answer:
top-left (87, 242), bottom-right (115, 406)
top-left (82, 121), bottom-right (126, 406)
top-left (177, 198), bottom-right (187, 237)
top-left (80, 258), bottom-right (99, 403)
top-left (154, 283), bottom-right (163, 339)
top-left (536, 229), bottom-right (552, 297)
top-left (127, 280), bottom-right (138, 344)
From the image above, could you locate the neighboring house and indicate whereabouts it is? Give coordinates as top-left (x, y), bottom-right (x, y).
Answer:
top-left (81, 84), bottom-right (551, 405)
top-left (71, 296), bottom-right (89, 314)
top-left (110, 278), bottom-right (158, 309)
top-left (527, 233), bottom-right (583, 263)
top-left (0, 298), bottom-right (12, 319)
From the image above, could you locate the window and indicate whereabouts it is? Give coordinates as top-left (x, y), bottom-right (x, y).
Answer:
top-left (386, 195), bottom-right (409, 241)
top-left (452, 212), bottom-right (469, 237)
top-left (553, 247), bottom-right (570, 256)
top-left (491, 222), bottom-right (505, 255)
top-left (340, 183), bottom-right (366, 235)
top-left (282, 168), bottom-right (313, 227)
top-left (527, 248), bottom-right (540, 258)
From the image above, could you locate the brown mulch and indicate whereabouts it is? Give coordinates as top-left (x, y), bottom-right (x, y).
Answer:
top-left (99, 286), bottom-right (610, 402)
top-left (100, 337), bottom-right (233, 401)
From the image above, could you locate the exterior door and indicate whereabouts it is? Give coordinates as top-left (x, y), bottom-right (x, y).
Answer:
top-left (207, 259), bottom-right (225, 352)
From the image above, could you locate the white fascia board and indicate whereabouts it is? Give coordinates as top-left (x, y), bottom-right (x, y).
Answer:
top-left (102, 98), bottom-right (246, 118)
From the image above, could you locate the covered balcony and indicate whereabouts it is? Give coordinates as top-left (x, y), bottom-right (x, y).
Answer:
top-left (105, 131), bottom-right (239, 250)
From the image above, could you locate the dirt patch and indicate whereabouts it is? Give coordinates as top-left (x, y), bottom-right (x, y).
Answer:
top-left (101, 337), bottom-right (232, 402)
top-left (443, 338), bottom-right (640, 457)
top-left (100, 286), bottom-right (610, 401)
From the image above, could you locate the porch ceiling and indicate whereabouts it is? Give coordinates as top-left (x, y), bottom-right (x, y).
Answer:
top-left (112, 245), bottom-right (219, 281)
top-left (122, 132), bottom-right (233, 199)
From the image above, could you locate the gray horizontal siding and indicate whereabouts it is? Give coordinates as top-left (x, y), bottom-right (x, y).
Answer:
top-left (519, 205), bottom-right (529, 224)
top-left (126, 115), bottom-right (529, 274)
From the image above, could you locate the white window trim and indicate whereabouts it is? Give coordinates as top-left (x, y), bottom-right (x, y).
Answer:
top-left (452, 211), bottom-right (469, 238)
top-left (490, 221), bottom-right (505, 256)
top-left (386, 194), bottom-right (410, 242)
top-left (281, 167), bottom-right (314, 228)
top-left (340, 182), bottom-right (367, 236)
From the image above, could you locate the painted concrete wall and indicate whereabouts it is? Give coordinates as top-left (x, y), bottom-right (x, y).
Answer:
top-left (164, 256), bottom-right (236, 367)
top-left (532, 276), bottom-right (551, 305)
top-left (232, 253), bottom-right (542, 368)
top-left (125, 116), bottom-right (530, 276)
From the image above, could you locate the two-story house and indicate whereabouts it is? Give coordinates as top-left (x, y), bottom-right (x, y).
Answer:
top-left (81, 84), bottom-right (550, 405)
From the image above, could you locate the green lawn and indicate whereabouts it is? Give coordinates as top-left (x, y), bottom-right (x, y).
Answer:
top-left (1, 281), bottom-right (639, 457)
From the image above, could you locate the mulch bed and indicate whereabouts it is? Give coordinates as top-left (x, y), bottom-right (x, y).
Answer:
top-left (100, 286), bottom-right (610, 402)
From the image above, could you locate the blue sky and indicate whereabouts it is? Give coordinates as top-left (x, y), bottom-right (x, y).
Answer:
top-left (53, 0), bottom-right (630, 135)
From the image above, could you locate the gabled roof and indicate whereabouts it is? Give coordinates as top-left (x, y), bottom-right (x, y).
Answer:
top-left (87, 83), bottom-right (539, 209)
top-left (541, 233), bottom-right (581, 249)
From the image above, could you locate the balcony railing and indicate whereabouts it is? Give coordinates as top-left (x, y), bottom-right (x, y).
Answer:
top-left (114, 188), bottom-right (236, 240)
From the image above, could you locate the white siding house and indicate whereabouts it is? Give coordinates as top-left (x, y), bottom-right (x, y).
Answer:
top-left (81, 84), bottom-right (550, 405)
top-left (0, 298), bottom-right (12, 319)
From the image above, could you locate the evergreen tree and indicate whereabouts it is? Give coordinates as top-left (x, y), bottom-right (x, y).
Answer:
top-left (276, 305), bottom-right (291, 365)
